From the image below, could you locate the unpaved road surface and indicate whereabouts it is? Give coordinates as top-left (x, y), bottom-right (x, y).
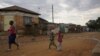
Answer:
top-left (0, 32), bottom-right (100, 56)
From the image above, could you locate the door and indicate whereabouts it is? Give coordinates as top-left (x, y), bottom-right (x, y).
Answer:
top-left (4, 16), bottom-right (14, 31)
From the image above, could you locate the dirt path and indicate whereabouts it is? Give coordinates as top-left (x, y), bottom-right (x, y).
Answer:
top-left (0, 32), bottom-right (100, 56)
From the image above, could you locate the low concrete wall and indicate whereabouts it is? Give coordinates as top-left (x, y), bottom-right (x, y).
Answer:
top-left (92, 42), bottom-right (100, 56)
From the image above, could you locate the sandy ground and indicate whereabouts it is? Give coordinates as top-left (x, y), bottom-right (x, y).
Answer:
top-left (0, 32), bottom-right (100, 56)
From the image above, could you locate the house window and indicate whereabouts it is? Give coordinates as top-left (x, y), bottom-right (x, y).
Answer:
top-left (23, 16), bottom-right (32, 25)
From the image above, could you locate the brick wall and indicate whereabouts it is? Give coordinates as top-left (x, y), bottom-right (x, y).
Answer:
top-left (14, 15), bottom-right (24, 30)
top-left (32, 16), bottom-right (39, 24)
top-left (0, 15), bottom-right (4, 31)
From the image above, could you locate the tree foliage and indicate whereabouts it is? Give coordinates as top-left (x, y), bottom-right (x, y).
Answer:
top-left (86, 17), bottom-right (100, 30)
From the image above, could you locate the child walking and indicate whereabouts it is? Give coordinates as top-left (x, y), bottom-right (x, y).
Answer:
top-left (57, 31), bottom-right (63, 51)
top-left (48, 30), bottom-right (57, 49)
top-left (8, 21), bottom-right (19, 51)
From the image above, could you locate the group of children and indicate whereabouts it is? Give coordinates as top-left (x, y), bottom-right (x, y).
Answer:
top-left (48, 28), bottom-right (63, 51)
top-left (7, 20), bottom-right (63, 51)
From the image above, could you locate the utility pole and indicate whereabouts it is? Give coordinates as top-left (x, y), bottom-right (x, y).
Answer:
top-left (52, 4), bottom-right (54, 23)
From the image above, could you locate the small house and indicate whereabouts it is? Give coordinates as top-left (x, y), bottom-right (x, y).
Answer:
top-left (39, 17), bottom-right (48, 35)
top-left (0, 6), bottom-right (40, 33)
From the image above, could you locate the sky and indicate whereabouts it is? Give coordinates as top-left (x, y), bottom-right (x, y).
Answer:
top-left (0, 0), bottom-right (100, 26)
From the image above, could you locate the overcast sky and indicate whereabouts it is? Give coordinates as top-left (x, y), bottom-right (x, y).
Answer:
top-left (0, 0), bottom-right (100, 26)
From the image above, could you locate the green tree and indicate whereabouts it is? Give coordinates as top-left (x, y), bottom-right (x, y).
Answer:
top-left (86, 17), bottom-right (100, 31)
top-left (86, 20), bottom-right (97, 29)
top-left (96, 17), bottom-right (100, 30)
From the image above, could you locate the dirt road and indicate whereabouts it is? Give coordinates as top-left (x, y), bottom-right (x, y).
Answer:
top-left (0, 32), bottom-right (100, 56)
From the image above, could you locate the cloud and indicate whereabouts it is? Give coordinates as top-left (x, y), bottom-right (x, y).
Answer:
top-left (64, 0), bottom-right (100, 11)
top-left (0, 0), bottom-right (100, 26)
top-left (0, 1), bottom-right (12, 8)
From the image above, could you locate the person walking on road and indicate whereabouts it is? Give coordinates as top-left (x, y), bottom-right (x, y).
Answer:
top-left (48, 30), bottom-right (57, 49)
top-left (57, 31), bottom-right (63, 51)
top-left (7, 20), bottom-right (19, 51)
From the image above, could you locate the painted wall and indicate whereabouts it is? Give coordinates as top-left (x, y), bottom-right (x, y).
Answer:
top-left (0, 11), bottom-right (39, 24)
top-left (0, 11), bottom-right (39, 31)
top-left (4, 15), bottom-right (14, 31)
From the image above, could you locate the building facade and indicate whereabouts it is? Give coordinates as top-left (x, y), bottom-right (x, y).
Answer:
top-left (0, 6), bottom-right (40, 33)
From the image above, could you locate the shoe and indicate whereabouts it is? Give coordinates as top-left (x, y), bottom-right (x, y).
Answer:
top-left (7, 49), bottom-right (11, 50)
top-left (6, 49), bottom-right (11, 52)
